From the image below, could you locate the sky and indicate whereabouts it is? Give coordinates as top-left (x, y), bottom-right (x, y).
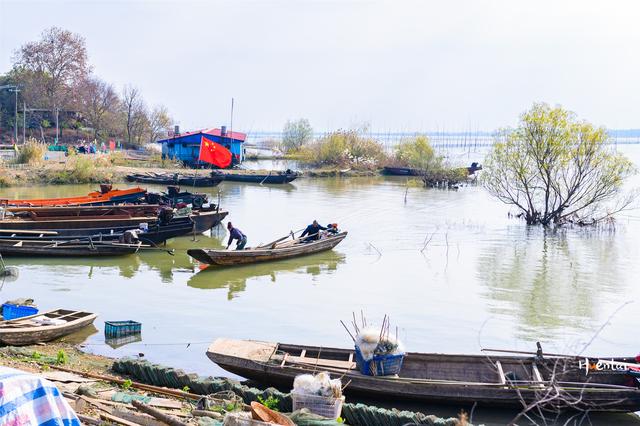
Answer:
top-left (1, 0), bottom-right (640, 133)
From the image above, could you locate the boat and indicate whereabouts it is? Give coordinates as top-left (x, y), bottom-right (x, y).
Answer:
top-left (382, 166), bottom-right (423, 176)
top-left (0, 239), bottom-right (163, 257)
top-left (126, 172), bottom-right (224, 187)
top-left (207, 339), bottom-right (640, 412)
top-left (188, 231), bottom-right (347, 266)
top-left (215, 169), bottom-right (299, 184)
top-left (0, 185), bottom-right (147, 207)
top-left (0, 309), bottom-right (97, 345)
top-left (0, 204), bottom-right (226, 239)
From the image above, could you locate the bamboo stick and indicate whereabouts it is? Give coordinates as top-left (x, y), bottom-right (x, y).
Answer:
top-left (132, 400), bottom-right (187, 426)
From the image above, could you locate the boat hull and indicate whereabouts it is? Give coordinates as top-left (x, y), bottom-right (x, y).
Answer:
top-left (127, 174), bottom-right (224, 187)
top-left (219, 173), bottom-right (299, 184)
top-left (0, 310), bottom-right (97, 345)
top-left (190, 210), bottom-right (228, 233)
top-left (206, 339), bottom-right (640, 412)
top-left (1, 187), bottom-right (147, 207)
top-left (188, 232), bottom-right (347, 265)
top-left (0, 240), bottom-right (144, 256)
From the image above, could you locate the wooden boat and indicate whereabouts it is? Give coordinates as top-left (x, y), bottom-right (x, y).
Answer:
top-left (382, 166), bottom-right (422, 176)
top-left (190, 209), bottom-right (229, 233)
top-left (207, 339), bottom-right (640, 412)
top-left (216, 170), bottom-right (299, 184)
top-left (0, 185), bottom-right (147, 207)
top-left (0, 309), bottom-right (97, 345)
top-left (0, 219), bottom-right (196, 245)
top-left (126, 172), bottom-right (224, 187)
top-left (0, 239), bottom-right (161, 256)
top-left (188, 231), bottom-right (347, 266)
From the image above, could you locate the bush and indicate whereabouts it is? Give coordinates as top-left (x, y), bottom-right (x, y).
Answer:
top-left (46, 156), bottom-right (113, 184)
top-left (300, 130), bottom-right (387, 169)
top-left (0, 168), bottom-right (15, 187)
top-left (16, 139), bottom-right (47, 165)
top-left (393, 136), bottom-right (443, 171)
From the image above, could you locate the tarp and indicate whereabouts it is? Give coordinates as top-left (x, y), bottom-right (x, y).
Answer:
top-left (0, 366), bottom-right (80, 426)
top-left (199, 135), bottom-right (232, 168)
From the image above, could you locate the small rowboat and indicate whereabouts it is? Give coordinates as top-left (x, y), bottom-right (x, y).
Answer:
top-left (0, 309), bottom-right (97, 345)
top-left (126, 173), bottom-right (224, 187)
top-left (216, 170), bottom-right (299, 184)
top-left (188, 231), bottom-right (347, 266)
top-left (207, 339), bottom-right (640, 412)
top-left (0, 239), bottom-right (164, 257)
top-left (0, 186), bottom-right (147, 207)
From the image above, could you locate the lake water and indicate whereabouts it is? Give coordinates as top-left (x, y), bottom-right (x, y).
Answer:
top-left (2, 147), bottom-right (640, 425)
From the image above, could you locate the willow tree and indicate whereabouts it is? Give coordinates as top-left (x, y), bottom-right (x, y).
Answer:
top-left (483, 104), bottom-right (635, 226)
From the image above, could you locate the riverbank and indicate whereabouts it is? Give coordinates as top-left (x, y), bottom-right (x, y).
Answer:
top-left (0, 341), bottom-right (469, 426)
top-left (0, 161), bottom-right (384, 187)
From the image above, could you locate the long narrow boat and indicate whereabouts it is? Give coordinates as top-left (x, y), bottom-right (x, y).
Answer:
top-left (0, 239), bottom-right (161, 256)
top-left (207, 339), bottom-right (640, 412)
top-left (0, 309), bottom-right (97, 345)
top-left (188, 231), bottom-right (347, 266)
top-left (216, 170), bottom-right (299, 184)
top-left (126, 173), bottom-right (224, 187)
top-left (0, 186), bottom-right (147, 207)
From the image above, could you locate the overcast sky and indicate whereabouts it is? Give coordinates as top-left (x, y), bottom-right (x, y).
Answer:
top-left (1, 0), bottom-right (639, 133)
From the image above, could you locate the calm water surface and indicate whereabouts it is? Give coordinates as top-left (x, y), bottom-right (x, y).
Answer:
top-left (2, 148), bottom-right (640, 425)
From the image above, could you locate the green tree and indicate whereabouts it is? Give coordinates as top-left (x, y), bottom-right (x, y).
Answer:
top-left (282, 118), bottom-right (313, 152)
top-left (394, 135), bottom-right (442, 170)
top-left (483, 103), bottom-right (636, 226)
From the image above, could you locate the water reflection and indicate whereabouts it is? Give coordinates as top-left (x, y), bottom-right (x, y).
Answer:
top-left (187, 251), bottom-right (345, 299)
top-left (477, 226), bottom-right (625, 340)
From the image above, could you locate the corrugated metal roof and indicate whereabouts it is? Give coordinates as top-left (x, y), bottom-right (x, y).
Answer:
top-left (158, 127), bottom-right (246, 143)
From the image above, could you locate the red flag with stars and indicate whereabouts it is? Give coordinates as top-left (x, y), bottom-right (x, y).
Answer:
top-left (198, 136), bottom-right (232, 168)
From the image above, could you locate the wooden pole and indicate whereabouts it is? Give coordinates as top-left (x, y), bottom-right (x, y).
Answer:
top-left (132, 400), bottom-right (188, 426)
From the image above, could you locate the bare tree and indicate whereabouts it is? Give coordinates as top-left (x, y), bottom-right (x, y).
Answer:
top-left (77, 76), bottom-right (119, 140)
top-left (13, 27), bottom-right (89, 110)
top-left (483, 104), bottom-right (636, 226)
top-left (121, 85), bottom-right (149, 146)
top-left (148, 105), bottom-right (172, 143)
top-left (282, 118), bottom-right (313, 152)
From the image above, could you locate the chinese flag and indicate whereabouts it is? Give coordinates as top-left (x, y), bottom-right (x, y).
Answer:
top-left (198, 136), bottom-right (232, 168)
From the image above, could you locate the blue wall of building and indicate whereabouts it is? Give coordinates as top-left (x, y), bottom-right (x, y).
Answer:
top-left (159, 133), bottom-right (244, 167)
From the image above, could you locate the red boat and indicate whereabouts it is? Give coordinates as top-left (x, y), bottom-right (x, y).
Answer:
top-left (0, 185), bottom-right (147, 207)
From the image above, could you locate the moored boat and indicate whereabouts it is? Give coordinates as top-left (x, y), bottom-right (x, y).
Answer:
top-left (188, 231), bottom-right (347, 266)
top-left (0, 239), bottom-right (162, 257)
top-left (0, 309), bottom-right (97, 345)
top-left (126, 172), bottom-right (224, 187)
top-left (216, 170), bottom-right (299, 184)
top-left (0, 185), bottom-right (147, 207)
top-left (207, 339), bottom-right (640, 412)
top-left (382, 166), bottom-right (422, 176)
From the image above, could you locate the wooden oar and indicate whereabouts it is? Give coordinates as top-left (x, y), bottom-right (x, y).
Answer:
top-left (256, 228), bottom-right (305, 249)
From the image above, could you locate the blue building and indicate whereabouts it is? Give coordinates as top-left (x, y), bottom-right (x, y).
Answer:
top-left (157, 126), bottom-right (246, 168)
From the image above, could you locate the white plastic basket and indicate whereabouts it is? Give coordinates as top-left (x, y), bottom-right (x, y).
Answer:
top-left (291, 393), bottom-right (345, 419)
top-left (223, 412), bottom-right (273, 426)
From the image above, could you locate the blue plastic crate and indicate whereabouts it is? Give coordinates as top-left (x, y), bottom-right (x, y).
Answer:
top-left (104, 320), bottom-right (141, 338)
top-left (2, 304), bottom-right (38, 320)
top-left (355, 346), bottom-right (404, 376)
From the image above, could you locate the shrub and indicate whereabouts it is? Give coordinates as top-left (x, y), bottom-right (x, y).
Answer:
top-left (393, 135), bottom-right (443, 171)
top-left (46, 156), bottom-right (113, 184)
top-left (16, 139), bottom-right (47, 165)
top-left (300, 130), bottom-right (387, 169)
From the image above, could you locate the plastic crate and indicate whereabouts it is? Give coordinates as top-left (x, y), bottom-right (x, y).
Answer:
top-left (292, 393), bottom-right (344, 419)
top-left (104, 320), bottom-right (141, 338)
top-left (2, 304), bottom-right (38, 320)
top-left (355, 346), bottom-right (404, 376)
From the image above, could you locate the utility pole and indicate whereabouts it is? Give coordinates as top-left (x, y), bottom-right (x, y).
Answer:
top-left (55, 107), bottom-right (59, 144)
top-left (0, 85), bottom-right (20, 143)
top-left (22, 102), bottom-right (26, 143)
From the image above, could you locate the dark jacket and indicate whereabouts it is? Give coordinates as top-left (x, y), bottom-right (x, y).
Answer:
top-left (227, 227), bottom-right (246, 246)
top-left (300, 223), bottom-right (327, 240)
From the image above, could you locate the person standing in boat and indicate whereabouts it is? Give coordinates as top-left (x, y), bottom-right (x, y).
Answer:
top-left (300, 220), bottom-right (327, 242)
top-left (226, 222), bottom-right (247, 250)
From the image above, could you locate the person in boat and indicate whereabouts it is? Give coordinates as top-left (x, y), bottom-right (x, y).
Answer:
top-left (300, 220), bottom-right (327, 241)
top-left (226, 222), bottom-right (247, 250)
